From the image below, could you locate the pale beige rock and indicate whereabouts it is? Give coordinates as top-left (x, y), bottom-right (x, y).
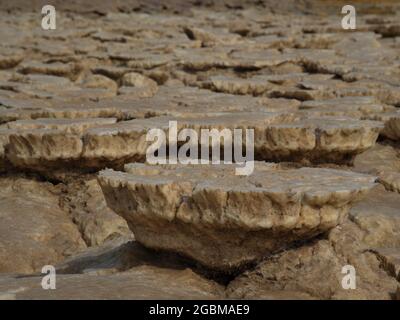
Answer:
top-left (18, 61), bottom-right (82, 80)
top-left (7, 74), bottom-right (74, 93)
top-left (55, 236), bottom-right (185, 274)
top-left (2, 112), bottom-right (285, 170)
top-left (207, 74), bottom-right (334, 96)
top-left (4, 118), bottom-right (119, 170)
top-left (0, 103), bottom-right (124, 123)
top-left (257, 98), bottom-right (301, 112)
top-left (353, 144), bottom-right (400, 192)
top-left (1, 2), bottom-right (400, 300)
top-left (350, 185), bottom-right (400, 248)
top-left (33, 42), bottom-right (75, 57)
top-left (81, 117), bottom-right (172, 168)
top-left (229, 289), bottom-right (315, 300)
top-left (6, 129), bottom-right (83, 169)
top-left (354, 143), bottom-right (400, 174)
top-left (229, 49), bottom-right (297, 69)
top-left (81, 112), bottom-right (289, 168)
top-left (4, 113), bottom-right (382, 171)
top-left (117, 85), bottom-right (158, 98)
top-left (100, 86), bottom-right (298, 118)
top-left (81, 74), bottom-right (118, 93)
top-left (91, 65), bottom-right (131, 80)
top-left (207, 75), bottom-right (277, 95)
top-left (0, 266), bottom-right (223, 299)
top-left (226, 221), bottom-right (398, 300)
top-left (184, 26), bottom-right (241, 46)
top-left (59, 178), bottom-right (132, 247)
top-left (0, 55), bottom-right (23, 69)
top-left (300, 96), bottom-right (392, 119)
top-left (118, 72), bottom-right (159, 97)
top-left (173, 115), bottom-right (382, 163)
top-left (379, 172), bottom-right (400, 193)
top-left (92, 30), bottom-right (130, 43)
top-left (3, 116), bottom-right (165, 170)
top-left (121, 72), bottom-right (158, 89)
top-left (176, 48), bottom-right (232, 70)
top-left (5, 118), bottom-right (117, 134)
top-left (0, 177), bottom-right (86, 274)
top-left (366, 111), bottom-right (400, 141)
top-left (98, 162), bottom-right (376, 271)
top-left (269, 78), bottom-right (351, 101)
top-left (126, 52), bottom-right (171, 69)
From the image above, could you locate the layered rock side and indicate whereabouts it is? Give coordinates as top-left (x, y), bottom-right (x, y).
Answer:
top-left (0, 1), bottom-right (399, 300)
top-left (1, 112), bottom-right (383, 172)
top-left (226, 222), bottom-right (399, 300)
top-left (354, 143), bottom-right (400, 193)
top-left (98, 162), bottom-right (376, 271)
top-left (227, 185), bottom-right (400, 300)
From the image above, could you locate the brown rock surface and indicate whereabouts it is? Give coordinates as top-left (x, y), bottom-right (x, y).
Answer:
top-left (1, 0), bottom-right (400, 300)
top-left (353, 144), bottom-right (400, 192)
top-left (98, 162), bottom-right (376, 271)
top-left (59, 178), bottom-right (132, 247)
top-left (0, 266), bottom-right (223, 300)
top-left (226, 221), bottom-right (398, 299)
top-left (2, 112), bottom-right (383, 172)
top-left (366, 111), bottom-right (400, 141)
top-left (373, 248), bottom-right (400, 282)
top-left (349, 185), bottom-right (400, 248)
top-left (0, 177), bottom-right (86, 274)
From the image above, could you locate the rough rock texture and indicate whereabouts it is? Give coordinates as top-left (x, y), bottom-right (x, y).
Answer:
top-left (0, 235), bottom-right (224, 299)
top-left (1, 0), bottom-right (400, 300)
top-left (172, 114), bottom-right (382, 163)
top-left (59, 178), bottom-right (133, 247)
top-left (366, 111), bottom-right (400, 141)
top-left (354, 144), bottom-right (400, 193)
top-left (80, 74), bottom-right (118, 93)
top-left (0, 177), bottom-right (86, 274)
top-left (1, 112), bottom-right (382, 172)
top-left (98, 162), bottom-right (376, 271)
top-left (350, 185), bottom-right (400, 248)
top-left (374, 248), bottom-right (400, 282)
top-left (0, 267), bottom-right (223, 300)
top-left (121, 72), bottom-right (158, 94)
top-left (300, 96), bottom-right (393, 119)
top-left (226, 221), bottom-right (399, 300)
top-left (226, 185), bottom-right (400, 299)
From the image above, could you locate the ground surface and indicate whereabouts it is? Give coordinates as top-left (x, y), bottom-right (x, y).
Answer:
top-left (0, 0), bottom-right (399, 299)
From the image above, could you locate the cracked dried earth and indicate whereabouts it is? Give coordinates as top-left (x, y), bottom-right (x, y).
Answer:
top-left (0, 0), bottom-right (400, 300)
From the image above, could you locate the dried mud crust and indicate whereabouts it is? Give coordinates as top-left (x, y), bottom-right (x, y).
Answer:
top-left (98, 162), bottom-right (376, 271)
top-left (0, 0), bottom-right (400, 299)
top-left (0, 112), bottom-right (383, 173)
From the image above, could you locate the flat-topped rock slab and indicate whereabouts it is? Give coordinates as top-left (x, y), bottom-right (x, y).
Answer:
top-left (98, 162), bottom-right (376, 271)
top-left (171, 115), bottom-right (382, 164)
top-left (3, 112), bottom-right (383, 171)
top-left (299, 96), bottom-right (393, 119)
top-left (365, 111), bottom-right (400, 141)
top-left (5, 118), bottom-right (117, 134)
